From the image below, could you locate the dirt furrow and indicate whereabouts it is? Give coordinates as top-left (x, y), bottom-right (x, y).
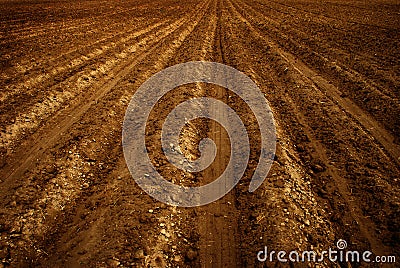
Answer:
top-left (1, 16), bottom-right (157, 80)
top-left (0, 4), bottom-right (186, 102)
top-left (238, 0), bottom-right (400, 100)
top-left (0, 20), bottom-right (169, 141)
top-left (0, 5), bottom-right (203, 203)
top-left (0, 1), bottom-right (152, 43)
top-left (230, 0), bottom-right (400, 165)
top-left (192, 1), bottom-right (240, 267)
top-left (1, 0), bottom-right (215, 266)
top-left (223, 1), bottom-right (338, 265)
top-left (33, 0), bottom-right (215, 265)
top-left (1, 0), bottom-right (399, 267)
top-left (231, 0), bottom-right (400, 137)
top-left (267, 0), bottom-right (400, 29)
top-left (0, 19), bottom-right (166, 103)
top-left (228, 0), bottom-right (399, 258)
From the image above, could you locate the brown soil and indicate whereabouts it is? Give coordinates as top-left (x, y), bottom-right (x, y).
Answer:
top-left (0, 0), bottom-right (399, 267)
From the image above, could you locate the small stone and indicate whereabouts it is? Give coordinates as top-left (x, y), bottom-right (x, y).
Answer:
top-left (311, 162), bottom-right (325, 173)
top-left (185, 249), bottom-right (197, 261)
top-left (10, 233), bottom-right (21, 238)
top-left (173, 255), bottom-right (182, 262)
top-left (148, 209), bottom-right (154, 213)
top-left (133, 249), bottom-right (145, 259)
top-left (106, 259), bottom-right (120, 267)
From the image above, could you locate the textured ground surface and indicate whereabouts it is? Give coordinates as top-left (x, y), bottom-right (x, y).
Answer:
top-left (0, 0), bottom-right (399, 267)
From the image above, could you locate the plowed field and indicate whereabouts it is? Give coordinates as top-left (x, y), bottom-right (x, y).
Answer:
top-left (0, 0), bottom-right (399, 267)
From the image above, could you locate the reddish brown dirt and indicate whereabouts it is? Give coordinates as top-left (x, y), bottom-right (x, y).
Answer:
top-left (0, 0), bottom-right (399, 267)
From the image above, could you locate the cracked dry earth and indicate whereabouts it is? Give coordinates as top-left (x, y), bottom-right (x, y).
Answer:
top-left (0, 0), bottom-right (399, 267)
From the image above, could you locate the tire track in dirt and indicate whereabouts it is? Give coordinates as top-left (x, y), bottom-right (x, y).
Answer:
top-left (0, 1), bottom-right (179, 70)
top-left (0, 3), bottom-right (178, 97)
top-left (0, 20), bottom-right (169, 138)
top-left (32, 1), bottom-right (215, 265)
top-left (222, 3), bottom-right (339, 266)
top-left (231, 0), bottom-right (400, 170)
top-left (184, 1), bottom-right (240, 267)
top-left (279, 52), bottom-right (400, 165)
top-left (1, 0), bottom-right (214, 266)
top-left (1, 0), bottom-right (399, 266)
top-left (0, 1), bottom-right (208, 206)
top-left (244, 0), bottom-right (400, 102)
top-left (0, 1), bottom-right (187, 101)
top-left (231, 0), bottom-right (400, 146)
top-left (0, 19), bottom-right (166, 105)
top-left (233, 0), bottom-right (400, 113)
top-left (0, 20), bottom-right (170, 164)
top-left (1, 16), bottom-right (158, 80)
top-left (240, 0), bottom-right (400, 99)
top-left (227, 0), bottom-right (395, 256)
